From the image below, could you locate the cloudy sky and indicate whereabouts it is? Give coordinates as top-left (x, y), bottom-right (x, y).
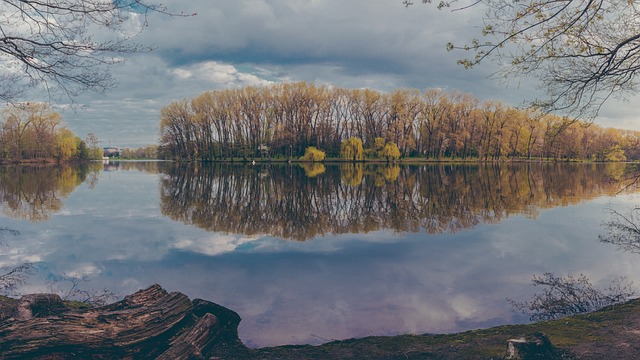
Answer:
top-left (54, 0), bottom-right (640, 147)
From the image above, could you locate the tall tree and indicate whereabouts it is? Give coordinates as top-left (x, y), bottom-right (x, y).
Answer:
top-left (159, 100), bottom-right (194, 159)
top-left (0, 102), bottom-right (69, 160)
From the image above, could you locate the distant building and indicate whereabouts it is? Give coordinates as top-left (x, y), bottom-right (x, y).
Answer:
top-left (103, 146), bottom-right (121, 157)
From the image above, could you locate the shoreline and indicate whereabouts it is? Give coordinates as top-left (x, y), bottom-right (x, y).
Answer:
top-left (1, 285), bottom-right (639, 359)
top-left (3, 156), bottom-right (639, 165)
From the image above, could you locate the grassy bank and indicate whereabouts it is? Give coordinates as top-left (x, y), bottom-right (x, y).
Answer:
top-left (243, 298), bottom-right (640, 359)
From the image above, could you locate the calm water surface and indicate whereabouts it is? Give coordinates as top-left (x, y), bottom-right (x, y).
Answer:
top-left (1, 162), bottom-right (640, 347)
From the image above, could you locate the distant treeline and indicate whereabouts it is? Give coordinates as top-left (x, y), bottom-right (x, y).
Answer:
top-left (119, 145), bottom-right (159, 160)
top-left (159, 82), bottom-right (640, 161)
top-left (0, 103), bottom-right (102, 162)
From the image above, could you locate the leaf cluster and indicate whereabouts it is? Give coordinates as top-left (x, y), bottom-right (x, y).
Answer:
top-left (301, 146), bottom-right (326, 162)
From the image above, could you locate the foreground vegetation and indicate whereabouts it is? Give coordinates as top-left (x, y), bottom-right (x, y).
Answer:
top-left (2, 282), bottom-right (639, 359)
top-left (159, 82), bottom-right (640, 162)
top-left (248, 297), bottom-right (640, 359)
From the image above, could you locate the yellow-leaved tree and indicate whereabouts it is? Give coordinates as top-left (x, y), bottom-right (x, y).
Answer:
top-left (380, 142), bottom-right (401, 162)
top-left (341, 137), bottom-right (364, 162)
top-left (0, 103), bottom-right (89, 162)
top-left (301, 146), bottom-right (326, 162)
top-left (56, 128), bottom-right (78, 161)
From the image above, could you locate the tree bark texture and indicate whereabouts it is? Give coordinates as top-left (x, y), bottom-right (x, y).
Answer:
top-left (0, 284), bottom-right (244, 359)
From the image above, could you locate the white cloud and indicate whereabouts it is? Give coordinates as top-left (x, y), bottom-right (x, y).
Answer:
top-left (193, 61), bottom-right (274, 87)
top-left (172, 68), bottom-right (193, 80)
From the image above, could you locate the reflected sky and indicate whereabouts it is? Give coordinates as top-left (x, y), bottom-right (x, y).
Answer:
top-left (1, 163), bottom-right (640, 347)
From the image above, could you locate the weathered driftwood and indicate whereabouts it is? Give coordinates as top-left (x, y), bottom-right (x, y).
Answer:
top-left (0, 284), bottom-right (245, 359)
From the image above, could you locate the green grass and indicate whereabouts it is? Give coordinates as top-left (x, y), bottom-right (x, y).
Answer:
top-left (250, 298), bottom-right (640, 359)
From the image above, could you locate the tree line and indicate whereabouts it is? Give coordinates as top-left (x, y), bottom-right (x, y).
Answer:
top-left (158, 82), bottom-right (640, 162)
top-left (0, 103), bottom-right (102, 162)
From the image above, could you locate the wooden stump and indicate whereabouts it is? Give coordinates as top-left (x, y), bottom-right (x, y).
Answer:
top-left (506, 332), bottom-right (566, 359)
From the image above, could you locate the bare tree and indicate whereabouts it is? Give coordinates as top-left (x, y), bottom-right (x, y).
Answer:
top-left (406, 0), bottom-right (640, 118)
top-left (0, 0), bottom-right (191, 102)
top-left (509, 273), bottom-right (635, 321)
top-left (46, 274), bottom-right (117, 307)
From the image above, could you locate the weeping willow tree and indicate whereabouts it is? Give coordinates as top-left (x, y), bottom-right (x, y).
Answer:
top-left (341, 137), bottom-right (364, 162)
top-left (380, 142), bottom-right (401, 162)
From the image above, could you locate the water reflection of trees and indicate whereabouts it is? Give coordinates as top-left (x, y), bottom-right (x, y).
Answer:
top-left (0, 163), bottom-right (102, 221)
top-left (102, 161), bottom-right (160, 173)
top-left (160, 162), bottom-right (632, 241)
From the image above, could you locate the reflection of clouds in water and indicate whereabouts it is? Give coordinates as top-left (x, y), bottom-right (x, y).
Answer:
top-left (230, 253), bottom-right (510, 346)
top-left (63, 264), bottom-right (102, 278)
top-left (6, 168), bottom-right (640, 347)
top-left (0, 233), bottom-right (46, 268)
top-left (8, 199), bottom-right (640, 347)
top-left (57, 209), bottom-right (87, 216)
top-left (120, 277), bottom-right (144, 288)
top-left (450, 294), bottom-right (482, 320)
top-left (172, 234), bottom-right (260, 256)
top-left (9, 204), bottom-right (640, 347)
top-left (228, 206), bottom-right (640, 346)
top-left (0, 254), bottom-right (42, 267)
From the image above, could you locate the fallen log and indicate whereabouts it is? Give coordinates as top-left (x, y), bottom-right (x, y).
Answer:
top-left (0, 284), bottom-right (246, 359)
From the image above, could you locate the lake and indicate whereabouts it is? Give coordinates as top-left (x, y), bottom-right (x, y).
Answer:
top-left (1, 161), bottom-right (640, 348)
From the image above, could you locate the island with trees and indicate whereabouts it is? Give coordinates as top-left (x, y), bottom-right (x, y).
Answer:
top-left (158, 82), bottom-right (640, 163)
